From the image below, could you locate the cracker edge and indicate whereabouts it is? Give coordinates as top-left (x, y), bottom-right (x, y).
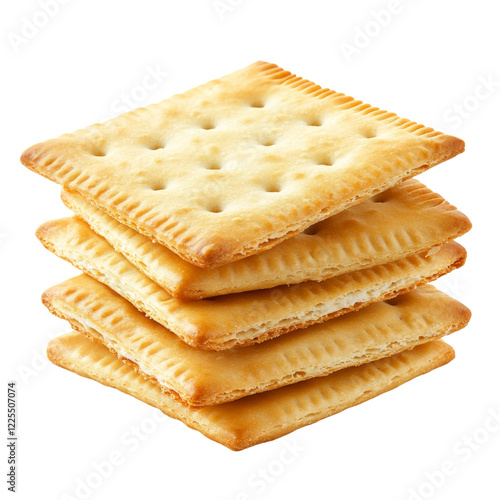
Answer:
top-left (59, 180), bottom-right (472, 299)
top-left (40, 278), bottom-right (471, 407)
top-left (34, 216), bottom-right (468, 350)
top-left (46, 333), bottom-right (456, 450)
top-left (20, 61), bottom-right (465, 268)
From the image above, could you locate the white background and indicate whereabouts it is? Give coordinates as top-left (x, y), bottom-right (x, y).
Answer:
top-left (2, 0), bottom-right (499, 499)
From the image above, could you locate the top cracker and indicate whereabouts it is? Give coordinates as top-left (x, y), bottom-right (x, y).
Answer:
top-left (21, 61), bottom-right (464, 268)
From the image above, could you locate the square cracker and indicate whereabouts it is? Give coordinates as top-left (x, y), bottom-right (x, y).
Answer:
top-left (21, 61), bottom-right (464, 268)
top-left (61, 179), bottom-right (472, 298)
top-left (47, 332), bottom-right (455, 450)
top-left (41, 276), bottom-right (470, 406)
top-left (36, 215), bottom-right (467, 350)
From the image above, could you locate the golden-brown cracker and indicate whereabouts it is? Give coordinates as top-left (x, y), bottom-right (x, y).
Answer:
top-left (36, 216), bottom-right (466, 350)
top-left (41, 276), bottom-right (470, 406)
top-left (61, 179), bottom-right (471, 298)
top-left (47, 332), bottom-right (455, 450)
top-left (22, 61), bottom-right (464, 268)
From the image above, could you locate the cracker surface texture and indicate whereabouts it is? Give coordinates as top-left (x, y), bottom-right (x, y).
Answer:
top-left (47, 332), bottom-right (455, 450)
top-left (22, 62), bottom-right (464, 268)
top-left (60, 179), bottom-right (471, 298)
top-left (36, 216), bottom-right (467, 349)
top-left (41, 276), bottom-right (470, 406)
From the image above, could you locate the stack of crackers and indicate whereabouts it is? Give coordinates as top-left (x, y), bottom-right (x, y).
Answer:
top-left (21, 62), bottom-right (471, 451)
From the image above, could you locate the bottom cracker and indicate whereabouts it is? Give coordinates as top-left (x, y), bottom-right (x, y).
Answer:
top-left (47, 332), bottom-right (454, 451)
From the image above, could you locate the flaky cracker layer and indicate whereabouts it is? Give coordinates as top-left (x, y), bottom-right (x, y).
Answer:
top-left (60, 179), bottom-right (471, 298)
top-left (42, 276), bottom-right (470, 407)
top-left (36, 215), bottom-right (467, 350)
top-left (22, 61), bottom-right (464, 268)
top-left (47, 332), bottom-right (455, 450)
